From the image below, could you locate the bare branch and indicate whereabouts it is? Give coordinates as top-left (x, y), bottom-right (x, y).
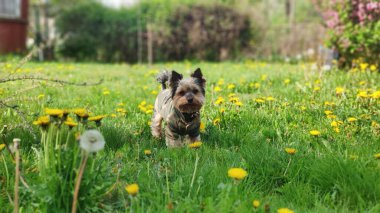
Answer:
top-left (0, 76), bottom-right (104, 86)
top-left (0, 101), bottom-right (37, 140)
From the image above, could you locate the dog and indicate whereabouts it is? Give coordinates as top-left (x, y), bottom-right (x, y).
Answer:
top-left (151, 68), bottom-right (206, 147)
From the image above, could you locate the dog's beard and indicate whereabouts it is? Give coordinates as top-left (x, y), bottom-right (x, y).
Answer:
top-left (177, 103), bottom-right (202, 113)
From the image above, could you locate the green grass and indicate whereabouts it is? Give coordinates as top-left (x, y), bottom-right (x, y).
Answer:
top-left (0, 61), bottom-right (380, 212)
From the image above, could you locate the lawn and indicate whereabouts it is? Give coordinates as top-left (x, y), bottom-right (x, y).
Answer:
top-left (0, 61), bottom-right (379, 212)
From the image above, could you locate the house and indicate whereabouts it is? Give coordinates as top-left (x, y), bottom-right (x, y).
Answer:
top-left (0, 0), bottom-right (28, 54)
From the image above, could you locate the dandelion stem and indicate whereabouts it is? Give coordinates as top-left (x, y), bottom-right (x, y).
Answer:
top-left (188, 152), bottom-right (200, 197)
top-left (283, 157), bottom-right (292, 176)
top-left (2, 154), bottom-right (9, 188)
top-left (165, 166), bottom-right (170, 202)
top-left (13, 138), bottom-right (20, 213)
top-left (71, 152), bottom-right (89, 213)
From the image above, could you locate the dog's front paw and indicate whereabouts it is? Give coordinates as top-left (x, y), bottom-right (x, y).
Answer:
top-left (151, 130), bottom-right (162, 139)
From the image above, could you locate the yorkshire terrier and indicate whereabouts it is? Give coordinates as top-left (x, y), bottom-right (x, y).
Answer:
top-left (151, 68), bottom-right (206, 147)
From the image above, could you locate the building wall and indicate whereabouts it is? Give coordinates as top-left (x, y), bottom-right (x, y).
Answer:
top-left (0, 0), bottom-right (28, 54)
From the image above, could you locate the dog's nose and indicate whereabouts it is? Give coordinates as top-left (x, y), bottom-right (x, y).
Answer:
top-left (187, 98), bottom-right (193, 103)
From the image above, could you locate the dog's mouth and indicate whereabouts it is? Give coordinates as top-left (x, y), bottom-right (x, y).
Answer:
top-left (178, 103), bottom-right (201, 113)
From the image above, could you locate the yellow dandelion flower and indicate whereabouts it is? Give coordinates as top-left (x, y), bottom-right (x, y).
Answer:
top-left (229, 97), bottom-right (239, 103)
top-left (252, 200), bottom-right (260, 208)
top-left (359, 81), bottom-right (366, 86)
top-left (116, 108), bottom-right (127, 113)
top-left (147, 121), bottom-right (152, 126)
top-left (72, 108), bottom-right (89, 118)
top-left (331, 121), bottom-right (338, 127)
top-left (255, 98), bottom-right (265, 103)
top-left (360, 63), bottom-right (368, 71)
top-left (357, 91), bottom-right (368, 98)
top-left (227, 84), bottom-right (235, 90)
top-left (103, 90), bottom-right (110, 95)
top-left (215, 97), bottom-right (224, 105)
top-left (145, 109), bottom-right (153, 114)
top-left (45, 108), bottom-right (64, 117)
top-left (228, 168), bottom-right (248, 180)
top-left (117, 102), bottom-right (125, 107)
top-left (327, 114), bottom-right (337, 119)
top-left (125, 184), bottom-right (139, 196)
top-left (313, 86), bottom-right (320, 92)
top-left (88, 115), bottom-right (106, 122)
top-left (217, 79), bottom-right (224, 85)
top-left (374, 153), bottom-right (380, 159)
top-left (285, 148), bottom-right (297, 155)
top-left (144, 150), bottom-right (152, 155)
top-left (188, 141), bottom-right (202, 149)
top-left (284, 79), bottom-right (290, 85)
top-left (219, 108), bottom-right (225, 113)
top-left (214, 86), bottom-right (222, 92)
top-left (310, 130), bottom-right (321, 136)
top-left (347, 117), bottom-right (358, 122)
top-left (33, 116), bottom-right (50, 127)
top-left (372, 121), bottom-right (379, 127)
top-left (335, 87), bottom-right (345, 95)
top-left (200, 122), bottom-right (206, 133)
top-left (64, 121), bottom-right (78, 128)
top-left (254, 82), bottom-right (260, 88)
top-left (151, 90), bottom-right (158, 95)
top-left (0, 144), bottom-right (6, 152)
top-left (300, 106), bottom-right (306, 111)
top-left (38, 94), bottom-right (45, 99)
top-left (213, 118), bottom-right (221, 126)
top-left (266, 96), bottom-right (275, 101)
top-left (324, 110), bottom-right (333, 115)
top-left (228, 93), bottom-right (236, 98)
top-left (369, 65), bottom-right (377, 72)
top-left (235, 101), bottom-right (243, 107)
top-left (370, 91), bottom-right (380, 99)
top-left (324, 101), bottom-right (335, 106)
top-left (334, 127), bottom-right (340, 133)
top-left (278, 208), bottom-right (294, 213)
top-left (111, 114), bottom-right (117, 118)
top-left (261, 75), bottom-right (267, 81)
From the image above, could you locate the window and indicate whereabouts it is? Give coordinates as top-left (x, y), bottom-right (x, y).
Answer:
top-left (0, 0), bottom-right (21, 19)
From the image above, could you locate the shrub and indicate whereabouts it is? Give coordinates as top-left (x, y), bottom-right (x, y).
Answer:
top-left (55, 2), bottom-right (254, 62)
top-left (319, 0), bottom-right (380, 68)
top-left (156, 4), bottom-right (252, 61)
top-left (56, 3), bottom-right (141, 62)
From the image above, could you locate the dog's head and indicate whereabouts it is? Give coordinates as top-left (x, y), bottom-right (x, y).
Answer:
top-left (170, 68), bottom-right (206, 113)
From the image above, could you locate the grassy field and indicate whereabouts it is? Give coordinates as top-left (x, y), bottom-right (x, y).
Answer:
top-left (0, 61), bottom-right (380, 212)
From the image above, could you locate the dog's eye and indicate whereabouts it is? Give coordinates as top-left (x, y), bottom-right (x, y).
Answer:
top-left (193, 89), bottom-right (198, 94)
top-left (178, 91), bottom-right (185, 96)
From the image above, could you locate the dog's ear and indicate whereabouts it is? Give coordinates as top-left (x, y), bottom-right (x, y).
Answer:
top-left (191, 68), bottom-right (203, 79)
top-left (170, 71), bottom-right (183, 97)
top-left (191, 68), bottom-right (206, 93)
top-left (169, 71), bottom-right (183, 87)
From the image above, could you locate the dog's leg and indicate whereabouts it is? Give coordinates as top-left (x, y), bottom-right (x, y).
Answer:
top-left (165, 128), bottom-right (182, 148)
top-left (189, 134), bottom-right (201, 143)
top-left (151, 112), bottom-right (163, 138)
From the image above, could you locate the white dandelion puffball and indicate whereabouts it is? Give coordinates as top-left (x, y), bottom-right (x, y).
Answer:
top-left (79, 130), bottom-right (105, 153)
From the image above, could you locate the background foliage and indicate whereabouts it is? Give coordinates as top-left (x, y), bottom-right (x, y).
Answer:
top-left (315, 0), bottom-right (380, 68)
top-left (56, 1), bottom-right (253, 62)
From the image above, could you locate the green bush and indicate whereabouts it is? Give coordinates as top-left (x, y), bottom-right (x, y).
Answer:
top-left (55, 2), bottom-right (254, 62)
top-left (56, 3), bottom-right (141, 62)
top-left (323, 0), bottom-right (380, 68)
top-left (156, 4), bottom-right (252, 61)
